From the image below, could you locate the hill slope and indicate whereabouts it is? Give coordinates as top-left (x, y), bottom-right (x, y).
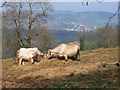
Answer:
top-left (48, 11), bottom-right (117, 29)
top-left (2, 47), bottom-right (119, 88)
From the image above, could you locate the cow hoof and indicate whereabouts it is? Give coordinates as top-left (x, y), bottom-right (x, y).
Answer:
top-left (76, 59), bottom-right (80, 61)
top-left (31, 62), bottom-right (34, 65)
top-left (65, 60), bottom-right (68, 62)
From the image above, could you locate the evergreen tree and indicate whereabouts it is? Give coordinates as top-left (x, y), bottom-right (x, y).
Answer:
top-left (80, 36), bottom-right (85, 51)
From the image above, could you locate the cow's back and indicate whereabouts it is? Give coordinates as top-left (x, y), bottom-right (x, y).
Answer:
top-left (19, 48), bottom-right (36, 60)
top-left (65, 44), bottom-right (79, 57)
top-left (66, 42), bottom-right (80, 49)
top-left (53, 44), bottom-right (66, 52)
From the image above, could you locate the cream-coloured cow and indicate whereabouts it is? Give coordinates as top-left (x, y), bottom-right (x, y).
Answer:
top-left (16, 47), bottom-right (44, 65)
top-left (48, 42), bottom-right (80, 60)
top-left (47, 43), bottom-right (66, 58)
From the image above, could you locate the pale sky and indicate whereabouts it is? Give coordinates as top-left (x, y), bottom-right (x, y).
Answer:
top-left (52, 2), bottom-right (118, 13)
top-left (0, 1), bottom-right (119, 13)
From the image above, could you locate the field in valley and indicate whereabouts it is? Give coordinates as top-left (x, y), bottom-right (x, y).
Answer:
top-left (2, 47), bottom-right (119, 88)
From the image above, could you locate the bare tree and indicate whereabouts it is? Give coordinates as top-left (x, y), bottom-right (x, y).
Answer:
top-left (25, 2), bottom-right (53, 47)
top-left (2, 1), bottom-right (53, 48)
top-left (96, 27), bottom-right (118, 48)
top-left (2, 2), bottom-right (24, 47)
top-left (106, 5), bottom-right (120, 28)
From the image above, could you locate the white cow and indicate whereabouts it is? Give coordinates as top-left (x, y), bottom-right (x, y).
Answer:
top-left (16, 47), bottom-right (44, 65)
top-left (48, 43), bottom-right (66, 58)
top-left (48, 42), bottom-right (80, 60)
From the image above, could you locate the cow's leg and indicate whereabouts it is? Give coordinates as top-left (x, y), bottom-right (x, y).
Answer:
top-left (31, 58), bottom-right (34, 64)
top-left (64, 55), bottom-right (68, 60)
top-left (76, 50), bottom-right (80, 61)
top-left (75, 54), bottom-right (77, 60)
top-left (19, 58), bottom-right (22, 65)
top-left (22, 61), bottom-right (25, 65)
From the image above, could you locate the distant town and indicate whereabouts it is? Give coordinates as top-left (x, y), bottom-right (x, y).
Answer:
top-left (48, 20), bottom-right (98, 32)
top-left (64, 22), bottom-right (97, 32)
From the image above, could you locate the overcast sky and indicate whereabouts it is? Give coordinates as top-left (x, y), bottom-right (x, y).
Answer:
top-left (0, 2), bottom-right (118, 13)
top-left (52, 2), bottom-right (118, 13)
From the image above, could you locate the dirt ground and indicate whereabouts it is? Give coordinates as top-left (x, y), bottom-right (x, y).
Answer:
top-left (2, 47), bottom-right (119, 88)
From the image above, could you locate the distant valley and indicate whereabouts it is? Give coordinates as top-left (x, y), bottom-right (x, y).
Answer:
top-left (47, 11), bottom-right (117, 43)
top-left (47, 11), bottom-right (117, 32)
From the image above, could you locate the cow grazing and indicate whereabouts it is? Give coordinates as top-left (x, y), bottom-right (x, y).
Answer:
top-left (47, 42), bottom-right (80, 60)
top-left (16, 47), bottom-right (44, 65)
top-left (59, 42), bottom-right (80, 60)
top-left (47, 43), bottom-right (66, 59)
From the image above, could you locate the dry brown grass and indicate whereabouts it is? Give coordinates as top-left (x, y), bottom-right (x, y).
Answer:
top-left (2, 47), bottom-right (119, 88)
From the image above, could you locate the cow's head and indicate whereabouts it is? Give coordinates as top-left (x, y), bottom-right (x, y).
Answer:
top-left (47, 49), bottom-right (59, 59)
top-left (47, 49), bottom-right (52, 59)
top-left (44, 54), bottom-right (51, 59)
top-left (48, 49), bottom-right (51, 55)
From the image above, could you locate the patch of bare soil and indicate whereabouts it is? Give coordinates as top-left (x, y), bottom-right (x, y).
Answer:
top-left (2, 48), bottom-right (118, 88)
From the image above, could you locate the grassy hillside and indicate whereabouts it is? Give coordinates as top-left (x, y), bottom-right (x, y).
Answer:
top-left (2, 47), bottom-right (119, 88)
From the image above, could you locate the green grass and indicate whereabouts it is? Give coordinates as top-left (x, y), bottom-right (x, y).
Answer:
top-left (36, 82), bottom-right (79, 88)
top-left (80, 50), bottom-right (102, 55)
top-left (2, 59), bottom-right (16, 67)
top-left (80, 48), bottom-right (117, 56)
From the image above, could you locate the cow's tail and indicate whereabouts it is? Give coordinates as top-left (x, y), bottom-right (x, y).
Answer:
top-left (77, 50), bottom-right (80, 56)
top-left (15, 50), bottom-right (19, 65)
top-left (76, 50), bottom-right (80, 60)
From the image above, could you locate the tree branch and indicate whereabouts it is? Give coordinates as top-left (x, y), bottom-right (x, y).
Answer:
top-left (106, 5), bottom-right (120, 28)
top-left (96, 0), bottom-right (103, 3)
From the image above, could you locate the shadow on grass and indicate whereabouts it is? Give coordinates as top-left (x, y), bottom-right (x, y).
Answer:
top-left (36, 67), bottom-right (119, 88)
